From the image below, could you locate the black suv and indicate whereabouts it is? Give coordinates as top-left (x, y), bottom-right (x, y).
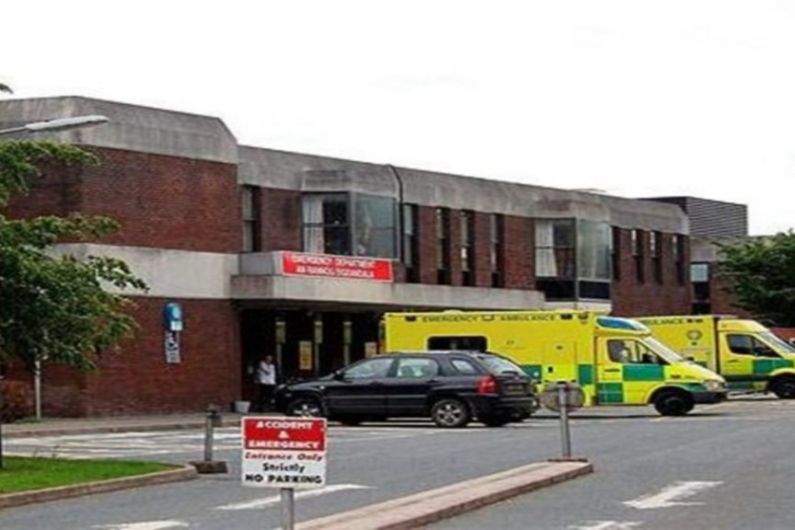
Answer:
top-left (273, 351), bottom-right (538, 428)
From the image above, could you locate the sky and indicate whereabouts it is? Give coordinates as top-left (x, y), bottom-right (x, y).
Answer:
top-left (2, 0), bottom-right (794, 234)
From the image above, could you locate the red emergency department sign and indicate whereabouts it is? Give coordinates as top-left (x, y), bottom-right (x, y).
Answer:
top-left (281, 251), bottom-right (393, 282)
top-left (241, 417), bottom-right (327, 489)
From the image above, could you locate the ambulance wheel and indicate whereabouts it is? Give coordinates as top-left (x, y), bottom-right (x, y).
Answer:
top-left (286, 397), bottom-right (324, 418)
top-left (653, 391), bottom-right (694, 416)
top-left (431, 398), bottom-right (471, 428)
top-left (770, 376), bottom-right (795, 399)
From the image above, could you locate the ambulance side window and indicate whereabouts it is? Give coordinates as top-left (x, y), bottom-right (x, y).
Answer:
top-left (727, 335), bottom-right (778, 358)
top-left (428, 336), bottom-right (488, 352)
top-left (607, 340), bottom-right (660, 364)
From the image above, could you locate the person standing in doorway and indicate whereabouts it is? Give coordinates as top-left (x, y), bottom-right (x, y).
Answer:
top-left (255, 355), bottom-right (277, 412)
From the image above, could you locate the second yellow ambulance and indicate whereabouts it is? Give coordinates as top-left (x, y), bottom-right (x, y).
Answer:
top-left (638, 315), bottom-right (795, 398)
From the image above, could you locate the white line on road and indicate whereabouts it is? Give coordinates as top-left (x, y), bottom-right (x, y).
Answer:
top-left (624, 481), bottom-right (722, 510)
top-left (568, 521), bottom-right (642, 530)
top-left (92, 520), bottom-right (189, 530)
top-left (215, 483), bottom-right (370, 511)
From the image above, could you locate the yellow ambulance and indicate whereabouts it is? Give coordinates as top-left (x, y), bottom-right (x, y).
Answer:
top-left (638, 315), bottom-right (795, 398)
top-left (383, 310), bottom-right (726, 416)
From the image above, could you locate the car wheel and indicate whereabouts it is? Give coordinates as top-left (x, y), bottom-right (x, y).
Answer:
top-left (771, 376), bottom-right (795, 399)
top-left (653, 391), bottom-right (693, 416)
top-left (431, 398), bottom-right (470, 428)
top-left (286, 397), bottom-right (324, 418)
top-left (480, 415), bottom-right (510, 428)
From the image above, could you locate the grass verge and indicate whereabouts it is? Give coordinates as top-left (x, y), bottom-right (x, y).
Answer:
top-left (0, 457), bottom-right (174, 494)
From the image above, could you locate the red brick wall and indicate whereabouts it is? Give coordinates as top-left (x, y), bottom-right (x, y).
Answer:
top-left (502, 216), bottom-right (534, 290)
top-left (417, 205), bottom-right (439, 284)
top-left (29, 297), bottom-right (241, 416)
top-left (259, 187), bottom-right (302, 252)
top-left (8, 147), bottom-right (241, 253)
top-left (473, 212), bottom-right (492, 287)
top-left (612, 229), bottom-right (691, 316)
top-left (705, 271), bottom-right (752, 317)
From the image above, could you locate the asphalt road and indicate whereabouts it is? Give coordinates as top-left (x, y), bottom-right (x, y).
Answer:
top-left (1, 397), bottom-right (793, 529)
top-left (433, 396), bottom-right (795, 530)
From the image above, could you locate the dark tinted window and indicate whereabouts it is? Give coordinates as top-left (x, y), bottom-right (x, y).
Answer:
top-left (427, 336), bottom-right (487, 351)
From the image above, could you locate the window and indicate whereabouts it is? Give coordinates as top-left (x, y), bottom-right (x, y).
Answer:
top-left (577, 220), bottom-right (612, 299)
top-left (343, 358), bottom-right (394, 379)
top-left (451, 358), bottom-right (480, 375)
top-left (651, 231), bottom-right (663, 284)
top-left (303, 193), bottom-right (349, 255)
top-left (460, 211), bottom-right (475, 286)
top-left (536, 219), bottom-right (611, 300)
top-left (536, 220), bottom-right (575, 279)
top-left (727, 335), bottom-right (779, 358)
top-left (302, 193), bottom-right (397, 258)
top-left (691, 262), bottom-right (711, 312)
top-left (241, 186), bottom-right (260, 252)
top-left (673, 234), bottom-right (686, 284)
top-left (427, 336), bottom-right (488, 351)
top-left (403, 204), bottom-right (419, 282)
top-left (474, 354), bottom-right (525, 375)
top-left (394, 358), bottom-right (439, 379)
top-left (631, 229), bottom-right (645, 283)
top-left (489, 214), bottom-right (504, 287)
top-left (607, 339), bottom-right (660, 364)
top-left (355, 195), bottom-right (397, 258)
top-left (436, 208), bottom-right (450, 284)
top-left (690, 263), bottom-right (710, 283)
top-left (612, 227), bottom-right (621, 281)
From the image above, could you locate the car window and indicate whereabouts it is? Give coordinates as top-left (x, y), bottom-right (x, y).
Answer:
top-left (344, 358), bottom-right (393, 379)
top-left (475, 355), bottom-right (524, 375)
top-left (393, 358), bottom-right (439, 379)
top-left (451, 359), bottom-right (479, 375)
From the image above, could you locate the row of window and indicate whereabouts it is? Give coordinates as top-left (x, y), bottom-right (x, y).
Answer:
top-left (241, 187), bottom-right (687, 298)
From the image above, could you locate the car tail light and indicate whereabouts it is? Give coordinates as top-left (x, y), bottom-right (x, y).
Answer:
top-left (477, 375), bottom-right (498, 394)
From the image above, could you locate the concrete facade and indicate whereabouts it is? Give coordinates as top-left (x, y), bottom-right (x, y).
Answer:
top-left (2, 96), bottom-right (696, 416)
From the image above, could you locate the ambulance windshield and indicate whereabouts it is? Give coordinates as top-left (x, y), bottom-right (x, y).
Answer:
top-left (758, 332), bottom-right (795, 355)
top-left (645, 337), bottom-right (687, 364)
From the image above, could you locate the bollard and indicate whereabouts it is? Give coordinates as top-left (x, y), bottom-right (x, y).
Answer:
top-left (281, 488), bottom-right (295, 530)
top-left (190, 404), bottom-right (228, 474)
top-left (204, 405), bottom-right (220, 462)
top-left (557, 382), bottom-right (573, 459)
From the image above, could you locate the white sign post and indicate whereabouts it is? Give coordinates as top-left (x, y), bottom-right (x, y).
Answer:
top-left (242, 417), bottom-right (328, 530)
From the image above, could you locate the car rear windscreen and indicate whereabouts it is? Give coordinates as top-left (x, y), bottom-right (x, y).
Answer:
top-left (476, 355), bottom-right (524, 375)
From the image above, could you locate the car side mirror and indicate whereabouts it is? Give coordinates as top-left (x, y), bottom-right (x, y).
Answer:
top-left (333, 370), bottom-right (345, 381)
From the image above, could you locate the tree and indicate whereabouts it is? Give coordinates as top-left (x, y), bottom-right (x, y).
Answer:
top-left (718, 232), bottom-right (795, 327)
top-left (0, 140), bottom-right (147, 370)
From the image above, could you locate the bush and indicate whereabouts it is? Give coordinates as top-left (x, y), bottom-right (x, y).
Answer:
top-left (0, 380), bottom-right (34, 422)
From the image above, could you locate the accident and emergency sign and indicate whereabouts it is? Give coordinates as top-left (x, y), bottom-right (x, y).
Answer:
top-left (241, 417), bottom-right (327, 489)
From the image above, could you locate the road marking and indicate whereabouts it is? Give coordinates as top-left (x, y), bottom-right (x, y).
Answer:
top-left (92, 520), bottom-right (189, 530)
top-left (568, 521), bottom-right (642, 530)
top-left (215, 483), bottom-right (370, 510)
top-left (624, 481), bottom-right (722, 509)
